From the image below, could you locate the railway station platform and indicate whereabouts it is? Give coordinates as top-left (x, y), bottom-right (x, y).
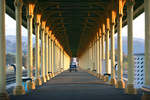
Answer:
top-left (9, 70), bottom-right (142, 100)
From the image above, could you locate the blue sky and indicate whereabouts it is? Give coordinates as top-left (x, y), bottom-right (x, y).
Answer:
top-left (5, 13), bottom-right (145, 39)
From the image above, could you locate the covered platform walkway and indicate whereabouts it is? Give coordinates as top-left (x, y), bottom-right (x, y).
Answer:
top-left (10, 69), bottom-right (141, 100)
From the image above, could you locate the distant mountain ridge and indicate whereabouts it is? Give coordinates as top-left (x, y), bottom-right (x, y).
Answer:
top-left (5, 35), bottom-right (145, 55)
top-left (114, 36), bottom-right (145, 55)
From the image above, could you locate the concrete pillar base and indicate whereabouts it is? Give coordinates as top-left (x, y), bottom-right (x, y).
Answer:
top-left (52, 73), bottom-right (55, 77)
top-left (27, 81), bottom-right (35, 90)
top-left (34, 78), bottom-right (42, 85)
top-left (109, 78), bottom-right (116, 85)
top-left (45, 75), bottom-right (50, 81)
top-left (13, 85), bottom-right (25, 95)
top-left (98, 74), bottom-right (101, 78)
top-left (141, 93), bottom-right (150, 100)
top-left (100, 76), bottom-right (104, 80)
top-left (49, 73), bottom-right (52, 79)
top-left (104, 76), bottom-right (109, 82)
top-left (40, 76), bottom-right (47, 83)
top-left (125, 84), bottom-right (137, 95)
top-left (115, 80), bottom-right (125, 88)
top-left (96, 73), bottom-right (99, 77)
top-left (0, 93), bottom-right (9, 100)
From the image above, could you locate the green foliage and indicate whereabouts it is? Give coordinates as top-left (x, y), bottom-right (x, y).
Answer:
top-left (22, 54), bottom-right (27, 68)
top-left (6, 53), bottom-right (16, 65)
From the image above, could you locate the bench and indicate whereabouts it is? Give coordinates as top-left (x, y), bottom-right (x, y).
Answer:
top-left (11, 64), bottom-right (32, 82)
top-left (141, 86), bottom-right (150, 94)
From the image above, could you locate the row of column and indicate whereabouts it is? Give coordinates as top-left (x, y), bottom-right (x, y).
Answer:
top-left (80, 0), bottom-right (140, 96)
top-left (0, 0), bottom-right (71, 99)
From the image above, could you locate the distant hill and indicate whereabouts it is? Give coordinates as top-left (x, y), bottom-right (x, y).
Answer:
top-left (5, 35), bottom-right (145, 55)
top-left (6, 35), bottom-right (36, 54)
top-left (114, 36), bottom-right (145, 55)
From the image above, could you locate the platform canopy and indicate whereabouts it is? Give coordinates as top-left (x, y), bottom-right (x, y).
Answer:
top-left (6, 0), bottom-right (144, 57)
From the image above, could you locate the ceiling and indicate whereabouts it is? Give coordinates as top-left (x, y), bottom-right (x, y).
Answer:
top-left (6, 0), bottom-right (144, 57)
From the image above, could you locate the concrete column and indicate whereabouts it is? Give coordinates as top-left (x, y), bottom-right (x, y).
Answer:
top-left (48, 32), bottom-right (52, 78)
top-left (145, 0), bottom-right (150, 87)
top-left (125, 0), bottom-right (137, 94)
top-left (51, 39), bottom-right (54, 77)
top-left (104, 18), bottom-right (110, 82)
top-left (97, 36), bottom-right (99, 77)
top-left (95, 38), bottom-right (97, 75)
top-left (93, 41), bottom-right (95, 71)
top-left (102, 34), bottom-right (105, 60)
top-left (60, 47), bottom-right (61, 73)
top-left (100, 33), bottom-right (105, 79)
top-left (34, 14), bottom-right (42, 86)
top-left (99, 36), bottom-right (102, 78)
top-left (13, 0), bottom-right (25, 95)
top-left (53, 39), bottom-right (56, 77)
top-left (115, 0), bottom-right (125, 88)
top-left (0, 0), bottom-right (9, 99)
top-left (45, 27), bottom-right (50, 80)
top-left (141, 0), bottom-right (150, 99)
top-left (109, 10), bottom-right (117, 85)
top-left (63, 50), bottom-right (65, 70)
top-left (40, 21), bottom-right (46, 83)
top-left (26, 3), bottom-right (35, 90)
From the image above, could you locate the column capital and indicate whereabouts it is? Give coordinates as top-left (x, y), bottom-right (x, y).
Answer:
top-left (26, 15), bottom-right (34, 19)
top-left (117, 14), bottom-right (123, 18)
top-left (111, 22), bottom-right (116, 26)
top-left (41, 29), bottom-right (44, 32)
top-left (106, 28), bottom-right (110, 32)
top-left (34, 22), bottom-right (40, 26)
top-left (45, 33), bottom-right (48, 35)
top-left (14, 1), bottom-right (23, 7)
top-left (127, 0), bottom-right (135, 6)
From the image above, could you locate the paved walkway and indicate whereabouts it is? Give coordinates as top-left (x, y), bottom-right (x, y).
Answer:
top-left (10, 70), bottom-right (142, 100)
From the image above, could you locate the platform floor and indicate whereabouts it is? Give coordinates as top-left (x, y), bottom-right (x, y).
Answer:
top-left (10, 70), bottom-right (142, 100)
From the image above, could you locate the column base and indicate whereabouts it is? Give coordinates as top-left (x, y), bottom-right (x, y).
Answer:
top-left (115, 80), bottom-right (125, 88)
top-left (40, 76), bottom-right (47, 83)
top-left (27, 81), bottom-right (35, 90)
top-left (141, 93), bottom-right (150, 100)
top-left (52, 73), bottom-right (55, 77)
top-left (100, 76), bottom-right (104, 80)
top-left (98, 74), bottom-right (101, 78)
top-left (0, 93), bottom-right (9, 100)
top-left (109, 78), bottom-right (116, 85)
top-left (125, 84), bottom-right (137, 95)
top-left (49, 73), bottom-right (52, 79)
top-left (13, 85), bottom-right (25, 95)
top-left (45, 75), bottom-right (50, 81)
top-left (104, 76), bottom-right (109, 82)
top-left (34, 78), bottom-right (42, 85)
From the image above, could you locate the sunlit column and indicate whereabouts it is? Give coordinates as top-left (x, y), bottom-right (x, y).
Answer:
top-left (93, 40), bottom-right (95, 71)
top-left (104, 18), bottom-right (110, 82)
top-left (13, 0), bottom-right (25, 95)
top-left (125, 0), bottom-right (137, 94)
top-left (40, 21), bottom-right (46, 83)
top-left (115, 0), bottom-right (125, 89)
top-left (95, 38), bottom-right (97, 75)
top-left (96, 35), bottom-right (99, 77)
top-left (102, 24), bottom-right (105, 60)
top-left (51, 39), bottom-right (54, 77)
top-left (0, 0), bottom-right (9, 99)
top-left (53, 37), bottom-right (56, 77)
top-left (141, 0), bottom-right (150, 99)
top-left (45, 27), bottom-right (50, 80)
top-left (109, 10), bottom-right (116, 85)
top-left (25, 2), bottom-right (35, 89)
top-left (34, 14), bottom-right (42, 85)
top-left (99, 35), bottom-right (102, 78)
top-left (48, 31), bottom-right (52, 78)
